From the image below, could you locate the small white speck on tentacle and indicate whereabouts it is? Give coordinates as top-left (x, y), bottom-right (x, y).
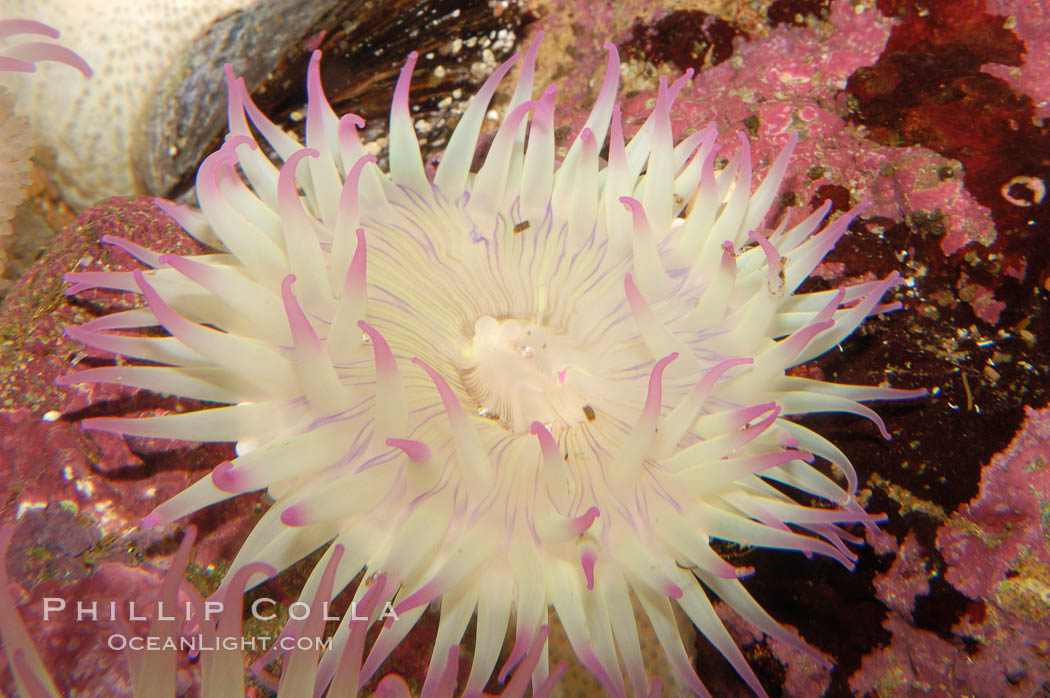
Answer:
top-left (653, 356), bottom-right (755, 457)
top-left (328, 227), bottom-right (368, 364)
top-left (665, 403), bottom-right (780, 470)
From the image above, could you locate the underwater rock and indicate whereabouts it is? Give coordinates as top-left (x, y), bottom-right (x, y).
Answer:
top-left (1, 0), bottom-right (527, 207)
top-left (850, 406), bottom-right (1050, 697)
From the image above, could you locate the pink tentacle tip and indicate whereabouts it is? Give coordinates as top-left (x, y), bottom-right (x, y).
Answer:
top-left (0, 19), bottom-right (61, 40)
top-left (624, 273), bottom-right (639, 299)
top-left (738, 401), bottom-right (777, 424)
top-left (222, 133), bottom-right (258, 153)
top-left (883, 270), bottom-right (904, 288)
top-left (496, 632), bottom-right (529, 683)
top-left (411, 357), bottom-right (463, 420)
top-left (375, 675), bottom-right (412, 698)
top-left (281, 147), bottom-right (320, 176)
top-left (339, 113), bottom-right (366, 131)
top-left (141, 512), bottom-right (161, 528)
top-left (211, 461), bottom-right (241, 492)
top-left (130, 268), bottom-right (150, 291)
top-left (663, 581), bottom-right (683, 600)
top-left (393, 52), bottom-right (419, 99)
top-left (394, 580), bottom-right (435, 615)
top-left (531, 421), bottom-right (558, 454)
top-left (875, 417), bottom-right (892, 441)
top-left (869, 511), bottom-right (890, 525)
top-left (571, 506), bottom-right (600, 536)
top-left (580, 548), bottom-right (597, 591)
top-left (280, 504), bottom-right (309, 527)
top-left (851, 198), bottom-right (873, 216)
top-left (387, 438), bottom-right (430, 462)
top-left (619, 196), bottom-right (649, 229)
top-left (748, 230), bottom-right (781, 266)
top-left (873, 300), bottom-right (903, 315)
top-left (643, 353), bottom-right (677, 418)
top-left (358, 321), bottom-right (397, 371)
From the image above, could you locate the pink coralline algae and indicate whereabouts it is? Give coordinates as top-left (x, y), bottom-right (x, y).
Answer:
top-left (850, 406), bottom-right (1050, 697)
top-left (549, 0), bottom-right (997, 267)
top-left (0, 199), bottom-right (257, 566)
top-left (543, 0), bottom-right (1021, 338)
top-left (981, 0), bottom-right (1050, 121)
top-left (0, 199), bottom-right (267, 695)
top-left (1, 529), bottom-right (199, 698)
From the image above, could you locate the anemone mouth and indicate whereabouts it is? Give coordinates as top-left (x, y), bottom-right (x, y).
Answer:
top-left (459, 315), bottom-right (595, 433)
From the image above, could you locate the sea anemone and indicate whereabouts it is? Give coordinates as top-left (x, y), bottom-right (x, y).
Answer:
top-left (61, 34), bottom-right (923, 696)
top-left (0, 18), bottom-right (91, 285)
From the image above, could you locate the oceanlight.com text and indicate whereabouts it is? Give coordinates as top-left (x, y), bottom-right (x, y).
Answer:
top-left (106, 633), bottom-right (334, 653)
